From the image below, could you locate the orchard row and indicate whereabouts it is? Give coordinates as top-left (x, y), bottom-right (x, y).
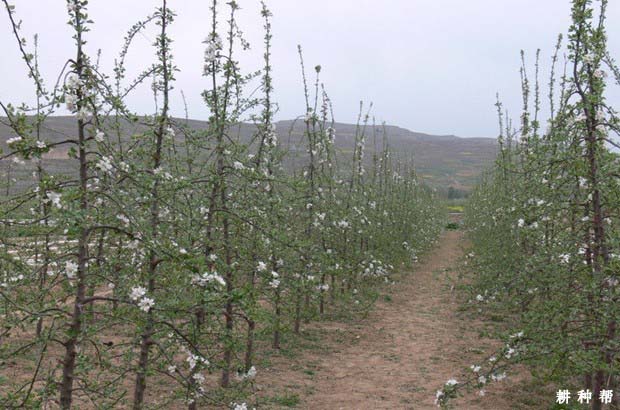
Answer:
top-left (0, 1), bottom-right (443, 408)
top-left (438, 1), bottom-right (620, 408)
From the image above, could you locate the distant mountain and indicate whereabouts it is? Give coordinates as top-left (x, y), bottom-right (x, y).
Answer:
top-left (272, 120), bottom-right (497, 190)
top-left (0, 116), bottom-right (497, 191)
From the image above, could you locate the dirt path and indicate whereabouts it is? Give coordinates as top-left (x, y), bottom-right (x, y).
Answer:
top-left (256, 229), bottom-right (528, 409)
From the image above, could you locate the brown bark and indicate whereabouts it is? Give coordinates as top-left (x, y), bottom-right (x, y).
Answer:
top-left (59, 8), bottom-right (89, 406)
top-left (132, 2), bottom-right (169, 407)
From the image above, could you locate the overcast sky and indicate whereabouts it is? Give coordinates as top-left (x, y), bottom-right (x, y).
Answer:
top-left (1, 1), bottom-right (619, 138)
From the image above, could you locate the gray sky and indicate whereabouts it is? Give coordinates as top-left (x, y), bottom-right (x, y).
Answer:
top-left (1, 0), bottom-right (619, 138)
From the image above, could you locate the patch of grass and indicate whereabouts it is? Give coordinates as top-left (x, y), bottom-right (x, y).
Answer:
top-left (399, 383), bottom-right (426, 393)
top-left (382, 352), bottom-right (401, 362)
top-left (445, 221), bottom-right (460, 230)
top-left (270, 392), bottom-right (300, 407)
top-left (429, 355), bottom-right (443, 363)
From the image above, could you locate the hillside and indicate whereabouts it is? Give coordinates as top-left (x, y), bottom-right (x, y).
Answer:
top-left (274, 120), bottom-right (497, 190)
top-left (0, 116), bottom-right (497, 192)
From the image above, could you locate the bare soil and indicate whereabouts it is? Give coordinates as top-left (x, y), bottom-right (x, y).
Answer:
top-left (252, 230), bottom-right (543, 409)
top-left (2, 229), bottom-right (547, 409)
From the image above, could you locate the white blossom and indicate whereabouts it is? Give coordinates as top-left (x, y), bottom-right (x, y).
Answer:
top-left (186, 353), bottom-right (208, 370)
top-left (491, 372), bottom-right (506, 381)
top-left (7, 136), bottom-right (22, 146)
top-left (594, 69), bottom-right (607, 79)
top-left (96, 156), bottom-right (114, 174)
top-left (233, 161), bottom-right (245, 170)
top-left (337, 220), bottom-right (350, 229)
top-left (95, 130), bottom-right (105, 142)
top-left (434, 390), bottom-right (444, 406)
top-left (138, 297), bottom-right (154, 312)
top-left (192, 372), bottom-right (205, 384)
top-left (130, 286), bottom-right (147, 301)
top-left (65, 93), bottom-right (78, 111)
top-left (202, 33), bottom-right (222, 73)
top-left (46, 192), bottom-right (62, 209)
top-left (236, 366), bottom-right (257, 381)
top-left (192, 272), bottom-right (226, 287)
top-left (65, 260), bottom-right (78, 279)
